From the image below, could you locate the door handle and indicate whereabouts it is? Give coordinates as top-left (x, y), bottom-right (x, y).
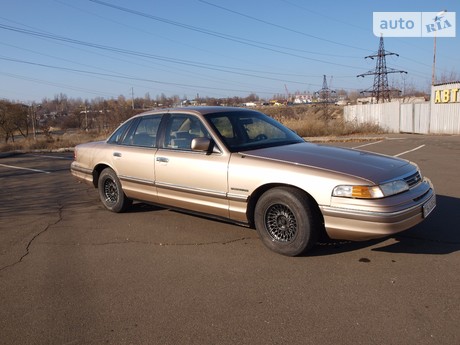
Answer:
top-left (113, 152), bottom-right (122, 157)
top-left (156, 157), bottom-right (169, 163)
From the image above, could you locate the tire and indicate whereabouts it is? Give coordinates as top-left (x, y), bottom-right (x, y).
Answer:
top-left (254, 187), bottom-right (319, 256)
top-left (98, 168), bottom-right (132, 213)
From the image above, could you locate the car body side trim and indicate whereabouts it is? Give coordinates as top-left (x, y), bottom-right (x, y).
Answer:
top-left (119, 175), bottom-right (155, 186)
top-left (227, 193), bottom-right (249, 202)
top-left (155, 182), bottom-right (248, 202)
top-left (156, 181), bottom-right (227, 199)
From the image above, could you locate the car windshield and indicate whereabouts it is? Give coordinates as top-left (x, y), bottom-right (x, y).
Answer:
top-left (206, 110), bottom-right (304, 152)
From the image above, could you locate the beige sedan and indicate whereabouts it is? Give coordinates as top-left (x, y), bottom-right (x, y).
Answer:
top-left (71, 106), bottom-right (435, 256)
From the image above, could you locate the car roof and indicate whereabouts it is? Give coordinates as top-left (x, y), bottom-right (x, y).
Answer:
top-left (136, 106), bottom-right (257, 118)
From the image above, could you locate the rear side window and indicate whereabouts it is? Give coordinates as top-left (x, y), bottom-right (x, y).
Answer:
top-left (107, 120), bottom-right (132, 144)
top-left (122, 115), bottom-right (162, 147)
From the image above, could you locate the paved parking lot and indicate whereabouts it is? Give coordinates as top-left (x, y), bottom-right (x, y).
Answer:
top-left (0, 134), bottom-right (459, 345)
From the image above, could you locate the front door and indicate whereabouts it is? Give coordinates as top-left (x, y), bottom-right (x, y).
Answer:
top-left (154, 113), bottom-right (230, 218)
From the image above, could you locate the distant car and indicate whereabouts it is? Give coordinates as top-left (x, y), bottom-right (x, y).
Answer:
top-left (71, 107), bottom-right (435, 256)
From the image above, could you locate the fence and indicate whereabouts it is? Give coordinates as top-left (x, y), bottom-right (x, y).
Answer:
top-left (344, 83), bottom-right (460, 135)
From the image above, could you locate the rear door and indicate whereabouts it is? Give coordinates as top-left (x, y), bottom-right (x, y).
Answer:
top-left (110, 114), bottom-right (162, 203)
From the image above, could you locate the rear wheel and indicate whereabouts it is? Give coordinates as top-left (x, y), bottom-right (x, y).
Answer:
top-left (98, 168), bottom-right (132, 213)
top-left (254, 187), bottom-right (319, 256)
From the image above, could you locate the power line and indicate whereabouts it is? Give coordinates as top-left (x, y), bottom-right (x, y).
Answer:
top-left (0, 71), bottom-right (116, 97)
top-left (198, 0), bottom-right (371, 52)
top-left (0, 23), bottom-right (357, 83)
top-left (88, 0), bottom-right (363, 70)
top-left (0, 21), bottom-right (366, 94)
top-left (0, 56), bottom-right (280, 95)
top-left (279, 0), bottom-right (369, 32)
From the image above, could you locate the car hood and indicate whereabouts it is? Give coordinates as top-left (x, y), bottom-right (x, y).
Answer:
top-left (242, 142), bottom-right (414, 183)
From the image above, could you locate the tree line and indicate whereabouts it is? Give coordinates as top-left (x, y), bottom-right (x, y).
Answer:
top-left (1, 95), bottom-right (133, 143)
top-left (0, 93), bottom-right (264, 143)
top-left (0, 83), bottom-right (432, 144)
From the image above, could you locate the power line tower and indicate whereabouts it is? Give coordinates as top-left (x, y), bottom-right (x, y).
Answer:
top-left (357, 36), bottom-right (407, 103)
top-left (315, 75), bottom-right (337, 121)
top-left (315, 75), bottom-right (336, 103)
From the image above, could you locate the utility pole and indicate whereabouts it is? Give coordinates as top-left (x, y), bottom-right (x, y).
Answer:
top-left (357, 36), bottom-right (407, 103)
top-left (85, 104), bottom-right (88, 131)
top-left (30, 103), bottom-right (36, 140)
top-left (432, 10), bottom-right (447, 85)
top-left (131, 87), bottom-right (135, 110)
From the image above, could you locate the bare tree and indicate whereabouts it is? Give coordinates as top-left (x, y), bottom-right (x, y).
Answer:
top-left (0, 100), bottom-right (28, 143)
top-left (437, 69), bottom-right (460, 84)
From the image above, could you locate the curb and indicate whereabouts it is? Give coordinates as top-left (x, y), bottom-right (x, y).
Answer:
top-left (305, 136), bottom-right (386, 143)
top-left (0, 147), bottom-right (75, 159)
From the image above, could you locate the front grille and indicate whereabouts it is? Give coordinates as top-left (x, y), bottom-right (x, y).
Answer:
top-left (404, 171), bottom-right (422, 188)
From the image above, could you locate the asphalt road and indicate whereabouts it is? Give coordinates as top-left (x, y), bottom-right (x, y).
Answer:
top-left (1, 134), bottom-right (459, 345)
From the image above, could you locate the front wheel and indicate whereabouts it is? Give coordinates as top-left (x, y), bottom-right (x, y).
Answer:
top-left (98, 168), bottom-right (132, 213)
top-left (254, 187), bottom-right (319, 256)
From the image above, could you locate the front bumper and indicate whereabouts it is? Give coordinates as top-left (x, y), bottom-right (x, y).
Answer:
top-left (320, 183), bottom-right (435, 241)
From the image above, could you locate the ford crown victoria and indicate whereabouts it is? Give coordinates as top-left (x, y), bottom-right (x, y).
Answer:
top-left (70, 107), bottom-right (435, 256)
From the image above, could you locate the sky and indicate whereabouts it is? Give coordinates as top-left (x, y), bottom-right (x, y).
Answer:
top-left (0, 0), bottom-right (459, 103)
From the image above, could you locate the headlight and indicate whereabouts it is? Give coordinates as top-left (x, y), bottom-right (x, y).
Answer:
top-left (379, 180), bottom-right (409, 196)
top-left (332, 180), bottom-right (409, 199)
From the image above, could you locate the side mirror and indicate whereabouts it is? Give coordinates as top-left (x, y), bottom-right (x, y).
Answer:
top-left (191, 137), bottom-right (211, 151)
top-left (191, 137), bottom-right (220, 154)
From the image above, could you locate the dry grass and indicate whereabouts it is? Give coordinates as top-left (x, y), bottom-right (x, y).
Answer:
top-left (0, 131), bottom-right (106, 153)
top-left (265, 105), bottom-right (386, 137)
top-left (282, 117), bottom-right (385, 138)
top-left (0, 106), bottom-right (386, 152)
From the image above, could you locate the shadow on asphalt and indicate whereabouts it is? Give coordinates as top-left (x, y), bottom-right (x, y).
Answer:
top-left (129, 202), bottom-right (165, 213)
top-left (128, 195), bottom-right (460, 257)
top-left (309, 194), bottom-right (460, 257)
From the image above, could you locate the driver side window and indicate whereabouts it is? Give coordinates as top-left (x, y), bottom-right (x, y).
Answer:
top-left (163, 114), bottom-right (209, 150)
top-left (243, 117), bottom-right (286, 140)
